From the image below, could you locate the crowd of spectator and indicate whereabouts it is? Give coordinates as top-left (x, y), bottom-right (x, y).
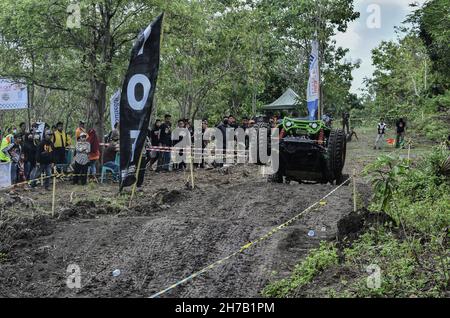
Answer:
top-left (0, 114), bottom-right (262, 189)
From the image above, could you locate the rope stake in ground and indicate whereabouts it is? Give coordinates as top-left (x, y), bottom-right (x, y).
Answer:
top-left (51, 167), bottom-right (57, 217)
top-left (149, 176), bottom-right (352, 298)
top-left (353, 168), bottom-right (357, 213)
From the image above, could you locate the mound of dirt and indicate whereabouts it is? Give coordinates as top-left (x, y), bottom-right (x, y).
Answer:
top-left (127, 188), bottom-right (184, 216)
top-left (337, 209), bottom-right (395, 242)
top-left (0, 192), bottom-right (36, 213)
top-left (58, 200), bottom-right (123, 220)
top-left (0, 215), bottom-right (55, 253)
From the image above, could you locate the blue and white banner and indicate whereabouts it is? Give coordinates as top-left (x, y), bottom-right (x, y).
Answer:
top-left (0, 79), bottom-right (28, 110)
top-left (110, 89), bottom-right (121, 130)
top-left (307, 41), bottom-right (319, 120)
top-left (0, 162), bottom-right (12, 189)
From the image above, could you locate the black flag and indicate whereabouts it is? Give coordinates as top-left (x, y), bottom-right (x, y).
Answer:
top-left (120, 13), bottom-right (163, 189)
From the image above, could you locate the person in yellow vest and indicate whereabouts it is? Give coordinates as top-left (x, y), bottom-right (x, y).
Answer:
top-left (52, 121), bottom-right (72, 165)
top-left (75, 120), bottom-right (87, 141)
top-left (0, 133), bottom-right (14, 162)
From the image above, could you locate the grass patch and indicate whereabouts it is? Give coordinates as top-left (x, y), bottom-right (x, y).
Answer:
top-left (262, 144), bottom-right (449, 298)
top-left (262, 242), bottom-right (338, 298)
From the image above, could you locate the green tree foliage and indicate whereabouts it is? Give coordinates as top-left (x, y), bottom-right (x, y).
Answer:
top-left (411, 0), bottom-right (450, 86)
top-left (364, 34), bottom-right (432, 119)
top-left (0, 0), bottom-right (360, 133)
top-left (358, 0), bottom-right (449, 140)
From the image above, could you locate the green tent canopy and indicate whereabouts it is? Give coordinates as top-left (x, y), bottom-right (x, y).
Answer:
top-left (263, 88), bottom-right (300, 111)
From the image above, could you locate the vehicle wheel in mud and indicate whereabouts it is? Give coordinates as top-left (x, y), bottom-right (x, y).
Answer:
top-left (327, 128), bottom-right (347, 184)
top-left (336, 173), bottom-right (351, 186)
top-left (254, 122), bottom-right (271, 165)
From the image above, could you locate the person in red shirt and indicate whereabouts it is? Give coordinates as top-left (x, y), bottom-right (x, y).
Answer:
top-left (87, 128), bottom-right (100, 178)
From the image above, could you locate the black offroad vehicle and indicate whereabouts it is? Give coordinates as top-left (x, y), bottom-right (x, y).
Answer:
top-left (268, 117), bottom-right (347, 184)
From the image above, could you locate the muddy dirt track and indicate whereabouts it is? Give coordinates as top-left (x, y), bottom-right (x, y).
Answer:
top-left (0, 135), bottom-right (393, 298)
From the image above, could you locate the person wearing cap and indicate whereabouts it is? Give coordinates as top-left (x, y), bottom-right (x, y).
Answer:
top-left (75, 120), bottom-right (87, 141)
top-left (73, 132), bottom-right (90, 185)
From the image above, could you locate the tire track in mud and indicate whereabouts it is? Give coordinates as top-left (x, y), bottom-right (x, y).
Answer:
top-left (0, 166), bottom-right (357, 297)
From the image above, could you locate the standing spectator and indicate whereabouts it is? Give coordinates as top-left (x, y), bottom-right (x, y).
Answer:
top-left (199, 119), bottom-right (209, 168)
top-left (73, 132), bottom-right (90, 185)
top-left (149, 119), bottom-right (161, 170)
top-left (374, 118), bottom-right (387, 150)
top-left (30, 122), bottom-right (38, 135)
top-left (174, 119), bottom-right (187, 171)
top-left (159, 114), bottom-right (172, 172)
top-left (342, 112), bottom-right (350, 135)
top-left (19, 122), bottom-right (28, 135)
top-left (31, 131), bottom-right (54, 190)
top-left (75, 120), bottom-right (87, 141)
top-left (241, 117), bottom-right (249, 130)
top-left (216, 116), bottom-right (230, 167)
top-left (103, 136), bottom-right (120, 182)
top-left (0, 131), bottom-right (14, 163)
top-left (395, 118), bottom-right (407, 149)
top-left (228, 115), bottom-right (238, 129)
top-left (185, 119), bottom-right (194, 144)
top-left (87, 128), bottom-right (100, 178)
top-left (52, 121), bottom-right (72, 166)
top-left (108, 122), bottom-right (120, 143)
top-left (9, 134), bottom-right (23, 184)
top-left (16, 153), bottom-right (26, 184)
top-left (23, 133), bottom-right (38, 180)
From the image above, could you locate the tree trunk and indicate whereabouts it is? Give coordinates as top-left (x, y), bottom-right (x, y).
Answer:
top-left (92, 80), bottom-right (107, 144)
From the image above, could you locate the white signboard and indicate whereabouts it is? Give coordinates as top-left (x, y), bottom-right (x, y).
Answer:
top-left (36, 121), bottom-right (46, 139)
top-left (110, 90), bottom-right (120, 130)
top-left (0, 162), bottom-right (12, 189)
top-left (0, 79), bottom-right (28, 110)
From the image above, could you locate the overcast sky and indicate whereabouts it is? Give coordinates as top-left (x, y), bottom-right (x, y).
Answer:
top-left (334, 0), bottom-right (427, 95)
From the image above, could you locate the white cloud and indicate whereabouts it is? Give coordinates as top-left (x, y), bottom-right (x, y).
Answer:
top-left (333, 0), bottom-right (427, 95)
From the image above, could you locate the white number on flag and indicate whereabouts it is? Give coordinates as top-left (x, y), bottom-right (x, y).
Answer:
top-left (127, 74), bottom-right (151, 111)
top-left (130, 130), bottom-right (140, 162)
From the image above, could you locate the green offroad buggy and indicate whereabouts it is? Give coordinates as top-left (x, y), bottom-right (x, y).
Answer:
top-left (268, 117), bottom-right (347, 184)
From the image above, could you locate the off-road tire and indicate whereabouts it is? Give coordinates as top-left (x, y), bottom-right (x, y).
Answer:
top-left (327, 128), bottom-right (347, 184)
top-left (254, 122), bottom-right (271, 165)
